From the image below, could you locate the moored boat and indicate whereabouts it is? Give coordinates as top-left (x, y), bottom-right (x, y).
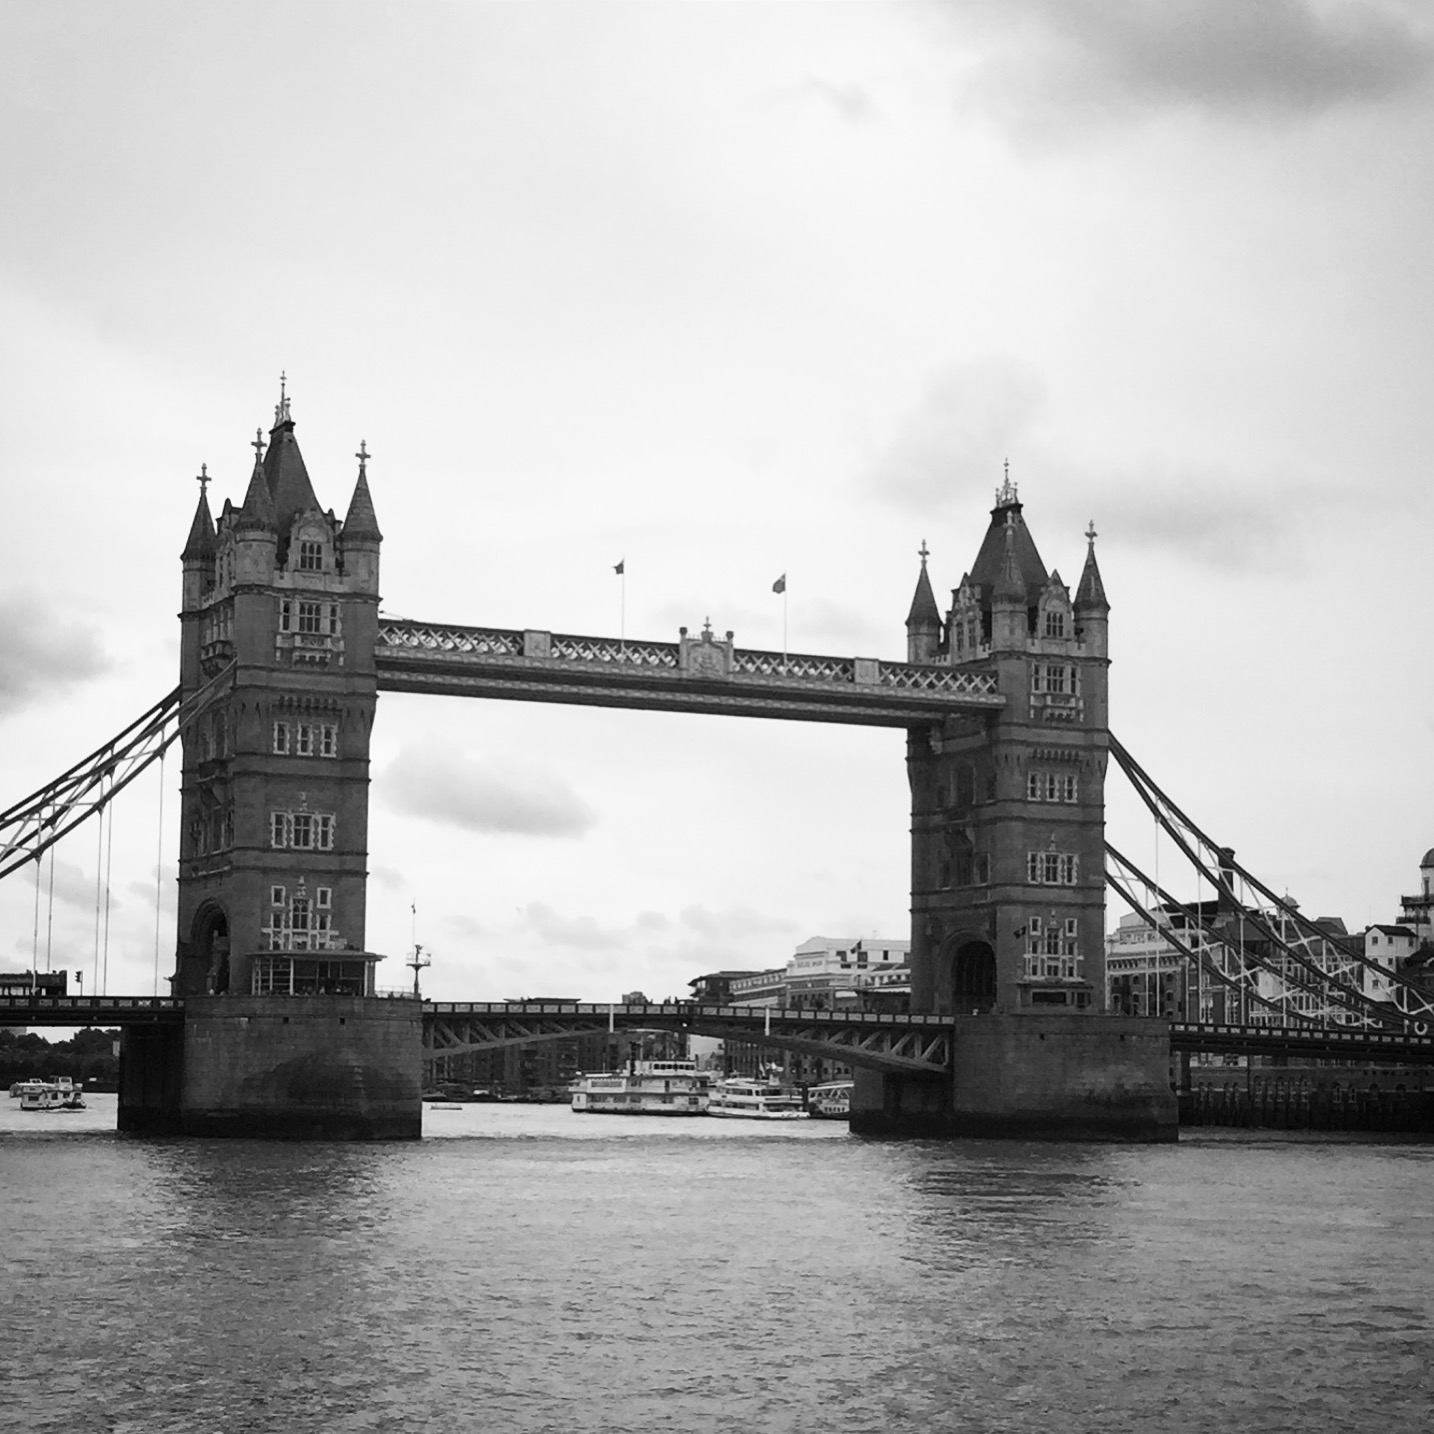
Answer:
top-left (707, 1074), bottom-right (807, 1120)
top-left (18, 1077), bottom-right (86, 1111)
top-left (807, 1078), bottom-right (853, 1119)
top-left (571, 1057), bottom-right (709, 1115)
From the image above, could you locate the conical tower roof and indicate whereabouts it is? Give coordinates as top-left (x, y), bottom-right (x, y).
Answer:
top-left (905, 544), bottom-right (940, 629)
top-left (182, 468), bottom-right (216, 560)
top-left (1075, 522), bottom-right (1109, 610)
top-left (342, 441), bottom-right (382, 542)
top-left (991, 518), bottom-right (1027, 603)
top-left (966, 473), bottom-right (1047, 604)
top-left (263, 386), bottom-right (322, 536)
top-left (235, 433), bottom-right (277, 533)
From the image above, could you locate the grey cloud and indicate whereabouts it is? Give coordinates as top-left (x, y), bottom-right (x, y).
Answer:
top-left (863, 357), bottom-right (1047, 515)
top-left (930, 0), bottom-right (1434, 129)
top-left (381, 746), bottom-right (595, 838)
top-left (523, 902), bottom-right (624, 951)
top-left (0, 592), bottom-right (110, 715)
top-left (679, 904), bottom-right (799, 940)
top-left (1052, 466), bottom-right (1353, 574)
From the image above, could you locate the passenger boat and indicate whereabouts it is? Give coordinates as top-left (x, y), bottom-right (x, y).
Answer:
top-left (807, 1079), bottom-right (853, 1120)
top-left (570, 1058), bottom-right (710, 1115)
top-left (18, 1077), bottom-right (86, 1111)
top-left (706, 1075), bottom-right (807, 1120)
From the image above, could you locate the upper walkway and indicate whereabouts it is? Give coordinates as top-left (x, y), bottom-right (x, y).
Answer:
top-left (374, 619), bottom-right (1004, 726)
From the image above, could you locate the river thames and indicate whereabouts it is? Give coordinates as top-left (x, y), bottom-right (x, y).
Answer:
top-left (3, 1096), bottom-right (1430, 1433)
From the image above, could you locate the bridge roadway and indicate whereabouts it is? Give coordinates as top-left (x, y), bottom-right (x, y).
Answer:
top-left (8, 997), bottom-right (1434, 1070)
top-left (373, 619), bottom-right (1005, 726)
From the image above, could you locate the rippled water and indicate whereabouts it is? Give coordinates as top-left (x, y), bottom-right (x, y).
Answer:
top-left (2, 1096), bottom-right (1431, 1433)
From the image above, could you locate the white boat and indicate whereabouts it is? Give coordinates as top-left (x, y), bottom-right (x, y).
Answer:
top-left (807, 1079), bottom-right (853, 1120)
top-left (707, 1075), bottom-right (808, 1120)
top-left (571, 1058), bottom-right (710, 1115)
top-left (18, 1077), bottom-right (86, 1111)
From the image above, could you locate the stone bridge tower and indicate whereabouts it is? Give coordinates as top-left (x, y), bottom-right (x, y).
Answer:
top-left (175, 387), bottom-right (384, 1000)
top-left (904, 476), bottom-right (1110, 1017)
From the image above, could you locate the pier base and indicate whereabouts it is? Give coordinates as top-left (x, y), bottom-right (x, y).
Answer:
top-left (850, 1014), bottom-right (1177, 1142)
top-left (121, 996), bottom-right (423, 1139)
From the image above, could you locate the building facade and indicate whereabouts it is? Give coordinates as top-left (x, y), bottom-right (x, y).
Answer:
top-left (174, 390), bottom-right (384, 999)
top-left (906, 479), bottom-right (1109, 1016)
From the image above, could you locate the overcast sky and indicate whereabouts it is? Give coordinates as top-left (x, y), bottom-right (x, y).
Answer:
top-left (3, 0), bottom-right (1433, 1002)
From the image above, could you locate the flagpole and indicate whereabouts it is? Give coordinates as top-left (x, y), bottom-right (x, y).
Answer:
top-left (782, 587), bottom-right (788, 672)
top-left (621, 567), bottom-right (626, 644)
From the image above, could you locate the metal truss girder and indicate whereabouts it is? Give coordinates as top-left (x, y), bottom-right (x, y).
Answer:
top-left (376, 619), bottom-right (1002, 728)
top-left (1172, 1020), bottom-right (1434, 1066)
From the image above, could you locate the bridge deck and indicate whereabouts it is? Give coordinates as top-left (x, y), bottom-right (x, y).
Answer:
top-left (375, 620), bottom-right (1004, 726)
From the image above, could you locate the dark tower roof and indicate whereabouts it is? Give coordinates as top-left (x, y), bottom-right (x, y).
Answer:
top-left (342, 442), bottom-right (382, 543)
top-left (263, 386), bottom-right (323, 536)
top-left (235, 436), bottom-right (278, 533)
top-left (966, 474), bottom-right (1047, 605)
top-left (991, 518), bottom-right (1027, 603)
top-left (1075, 522), bottom-right (1109, 610)
top-left (905, 545), bottom-right (940, 630)
top-left (182, 472), bottom-right (216, 561)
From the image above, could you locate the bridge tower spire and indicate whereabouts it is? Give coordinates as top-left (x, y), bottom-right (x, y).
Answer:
top-left (174, 384), bottom-right (384, 1003)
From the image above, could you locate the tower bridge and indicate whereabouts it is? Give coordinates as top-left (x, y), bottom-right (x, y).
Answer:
top-left (7, 383), bottom-right (1423, 1139)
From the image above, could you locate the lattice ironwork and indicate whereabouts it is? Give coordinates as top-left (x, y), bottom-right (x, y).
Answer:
top-left (0, 667), bottom-right (234, 882)
top-left (423, 1001), bottom-right (955, 1074)
top-left (378, 623), bottom-right (524, 657)
top-left (731, 650), bottom-right (856, 681)
top-left (878, 661), bottom-right (997, 696)
top-left (1108, 735), bottom-right (1434, 1028)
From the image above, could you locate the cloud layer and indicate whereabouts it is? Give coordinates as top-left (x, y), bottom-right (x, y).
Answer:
top-left (0, 593), bottom-right (109, 716)
top-left (932, 0), bottom-right (1434, 131)
top-left (381, 745), bottom-right (596, 838)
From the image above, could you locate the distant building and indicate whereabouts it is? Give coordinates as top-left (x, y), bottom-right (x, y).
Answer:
top-left (690, 935), bottom-right (911, 1082)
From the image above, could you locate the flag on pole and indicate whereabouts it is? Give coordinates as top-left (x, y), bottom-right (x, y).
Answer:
top-left (614, 559), bottom-right (625, 575)
top-left (772, 574), bottom-right (786, 594)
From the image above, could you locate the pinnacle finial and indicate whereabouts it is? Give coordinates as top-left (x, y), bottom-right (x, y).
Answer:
top-left (1085, 519), bottom-right (1098, 547)
top-left (274, 370), bottom-right (291, 426)
top-left (196, 462), bottom-right (209, 497)
top-left (995, 459), bottom-right (1018, 508)
top-left (356, 439), bottom-right (369, 474)
top-left (918, 538), bottom-right (929, 567)
top-left (251, 428), bottom-right (265, 463)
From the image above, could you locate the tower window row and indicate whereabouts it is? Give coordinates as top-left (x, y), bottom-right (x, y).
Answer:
top-left (269, 811), bottom-right (336, 850)
top-left (1027, 850), bottom-right (1079, 885)
top-left (279, 600), bottom-right (341, 636)
top-left (264, 883), bottom-right (337, 952)
top-left (1027, 771), bottom-right (1078, 803)
top-left (1031, 663), bottom-right (1077, 695)
top-left (272, 721), bottom-right (339, 758)
top-left (1025, 915), bottom-right (1081, 980)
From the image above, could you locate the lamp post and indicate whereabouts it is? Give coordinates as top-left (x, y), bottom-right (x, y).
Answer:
top-left (406, 943), bottom-right (431, 999)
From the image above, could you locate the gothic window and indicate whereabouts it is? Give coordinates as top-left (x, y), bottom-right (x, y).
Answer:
top-left (1027, 771), bottom-right (1078, 803)
top-left (272, 721), bottom-right (290, 755)
top-left (297, 602), bottom-right (322, 635)
top-left (270, 885), bottom-right (286, 907)
top-left (270, 812), bottom-right (288, 848)
top-left (1027, 851), bottom-right (1078, 885)
top-left (319, 724), bottom-right (338, 758)
top-left (1033, 664), bottom-right (1073, 695)
top-left (298, 540), bottom-right (323, 572)
top-left (296, 725), bottom-right (314, 757)
top-left (1043, 610), bottom-right (1067, 639)
top-left (291, 813), bottom-right (314, 849)
top-left (279, 599), bottom-right (292, 633)
top-left (326, 604), bottom-right (340, 636)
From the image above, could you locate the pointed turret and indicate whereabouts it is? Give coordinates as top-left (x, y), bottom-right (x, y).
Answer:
top-left (339, 440), bottom-right (382, 594)
top-left (263, 379), bottom-right (323, 544)
top-left (235, 432), bottom-right (277, 532)
top-left (906, 540), bottom-right (941, 663)
top-left (1074, 520), bottom-right (1109, 657)
top-left (1074, 522), bottom-right (1108, 611)
top-left (183, 466), bottom-right (217, 561)
top-left (342, 441), bottom-right (383, 542)
top-left (182, 464), bottom-right (217, 613)
top-left (990, 517), bottom-right (1028, 650)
